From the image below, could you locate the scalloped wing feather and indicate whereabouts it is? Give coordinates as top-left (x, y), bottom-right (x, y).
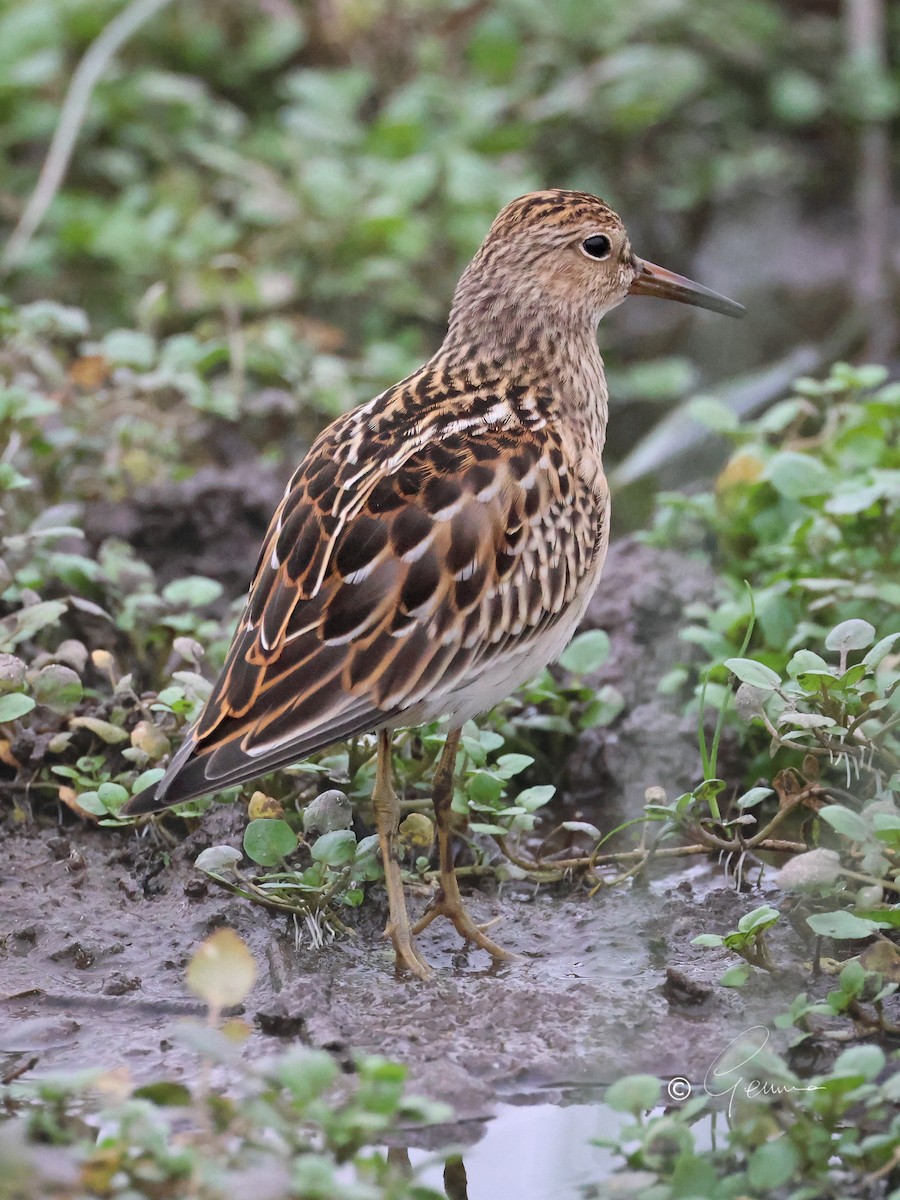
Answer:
top-left (124, 387), bottom-right (606, 815)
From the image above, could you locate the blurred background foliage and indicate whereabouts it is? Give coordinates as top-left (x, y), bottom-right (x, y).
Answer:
top-left (0, 0), bottom-right (898, 815)
top-left (0, 0), bottom-right (897, 519)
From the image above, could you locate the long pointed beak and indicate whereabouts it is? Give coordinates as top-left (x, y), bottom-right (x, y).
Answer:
top-left (629, 256), bottom-right (745, 318)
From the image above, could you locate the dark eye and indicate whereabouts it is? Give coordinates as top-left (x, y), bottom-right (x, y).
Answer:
top-left (581, 235), bottom-right (611, 260)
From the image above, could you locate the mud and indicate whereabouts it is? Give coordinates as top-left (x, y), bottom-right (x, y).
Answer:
top-left (0, 537), bottom-right (807, 1136)
top-left (1, 810), bottom-right (808, 1132)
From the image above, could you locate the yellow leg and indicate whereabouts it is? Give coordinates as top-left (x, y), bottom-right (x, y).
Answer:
top-left (372, 729), bottom-right (432, 980)
top-left (412, 728), bottom-right (516, 960)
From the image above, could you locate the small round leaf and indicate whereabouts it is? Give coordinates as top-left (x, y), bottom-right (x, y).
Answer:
top-left (724, 658), bottom-right (781, 690)
top-left (310, 829), bottom-right (357, 867)
top-left (243, 818), bottom-right (298, 866)
top-left (825, 619), bottom-right (875, 654)
top-left (195, 845), bottom-right (243, 875)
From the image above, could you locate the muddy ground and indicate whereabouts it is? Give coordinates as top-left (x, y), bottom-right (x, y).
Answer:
top-left (0, 539), bottom-right (815, 1141)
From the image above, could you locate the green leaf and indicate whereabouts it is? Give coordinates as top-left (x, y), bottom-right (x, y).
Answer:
top-left (494, 753), bottom-right (534, 779)
top-left (605, 1073), bottom-right (661, 1114)
top-left (737, 905), bottom-right (779, 934)
top-left (838, 958), bottom-right (866, 996)
top-left (719, 963), bottom-right (751, 988)
top-left (310, 829), bottom-right (357, 867)
top-left (97, 782), bottom-right (129, 812)
top-left (786, 649), bottom-right (829, 678)
top-left (558, 629), bottom-right (610, 674)
top-left (132, 767), bottom-right (166, 794)
top-left (854, 908), bottom-right (900, 928)
top-left (669, 1153), bottom-right (720, 1197)
top-left (0, 692), bottom-right (36, 722)
top-left (561, 820), bottom-right (602, 839)
top-left (73, 791), bottom-right (107, 815)
top-left (768, 450), bottom-right (831, 499)
top-left (162, 576), bottom-right (224, 608)
top-left (243, 818), bottom-right (298, 866)
top-left (830, 1044), bottom-right (886, 1082)
top-left (747, 1137), bottom-right (799, 1190)
top-left (806, 911), bottom-right (886, 939)
top-left (737, 786), bottom-right (774, 809)
top-left (691, 934), bottom-right (724, 947)
top-left (102, 328), bottom-right (157, 368)
top-left (872, 812), bottom-right (900, 847)
top-left (825, 619), bottom-right (875, 654)
top-left (825, 481), bottom-right (886, 515)
top-left (863, 633), bottom-right (900, 671)
top-left (724, 657), bottom-right (781, 690)
top-left (687, 395), bottom-right (739, 432)
top-left (70, 716), bottom-right (129, 743)
top-left (31, 665), bottom-right (83, 714)
top-left (515, 785), bottom-right (555, 811)
top-left (5, 599), bottom-right (68, 647)
top-left (132, 1081), bottom-right (192, 1106)
top-left (819, 804), bottom-right (870, 843)
top-left (277, 1048), bottom-right (339, 1104)
top-left (467, 771), bottom-right (504, 804)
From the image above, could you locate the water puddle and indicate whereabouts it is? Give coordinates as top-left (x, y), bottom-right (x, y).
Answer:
top-left (395, 1097), bottom-right (715, 1199)
top-left (414, 1101), bottom-right (632, 1198)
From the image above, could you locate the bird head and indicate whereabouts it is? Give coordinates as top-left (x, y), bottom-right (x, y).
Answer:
top-left (448, 189), bottom-right (744, 342)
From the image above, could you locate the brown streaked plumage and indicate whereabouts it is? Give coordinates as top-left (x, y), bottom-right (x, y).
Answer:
top-left (124, 189), bottom-right (743, 978)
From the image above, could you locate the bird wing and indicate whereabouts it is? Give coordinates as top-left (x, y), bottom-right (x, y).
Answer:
top-left (125, 394), bottom-right (605, 814)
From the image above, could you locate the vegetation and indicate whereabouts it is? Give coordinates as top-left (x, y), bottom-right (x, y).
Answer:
top-left (1, 0), bottom-right (898, 1196)
top-left (1, 930), bottom-right (452, 1200)
top-left (602, 1034), bottom-right (900, 1199)
top-left (2, 929), bottom-right (897, 1199)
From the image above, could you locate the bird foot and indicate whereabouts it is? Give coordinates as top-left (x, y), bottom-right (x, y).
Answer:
top-left (412, 887), bottom-right (518, 960)
top-left (383, 920), bottom-right (433, 981)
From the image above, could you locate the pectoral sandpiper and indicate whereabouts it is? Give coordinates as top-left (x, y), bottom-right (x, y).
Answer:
top-left (124, 190), bottom-right (743, 979)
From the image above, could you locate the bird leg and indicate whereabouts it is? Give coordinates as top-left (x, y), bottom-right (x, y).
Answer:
top-left (372, 729), bottom-right (433, 980)
top-left (412, 727), bottom-right (516, 961)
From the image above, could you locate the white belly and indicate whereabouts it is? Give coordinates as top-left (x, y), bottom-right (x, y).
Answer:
top-left (407, 521), bottom-right (610, 730)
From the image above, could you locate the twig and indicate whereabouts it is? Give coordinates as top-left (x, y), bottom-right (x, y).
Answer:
top-left (1, 0), bottom-right (177, 274)
top-left (494, 836), bottom-right (807, 879)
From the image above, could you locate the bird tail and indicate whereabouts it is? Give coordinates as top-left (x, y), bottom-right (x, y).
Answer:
top-left (121, 733), bottom-right (204, 815)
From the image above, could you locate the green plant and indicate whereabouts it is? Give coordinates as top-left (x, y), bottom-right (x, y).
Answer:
top-left (691, 904), bottom-right (781, 986)
top-left (649, 363), bottom-right (900, 686)
top-left (0, 929), bottom-right (451, 1199)
top-left (778, 954), bottom-right (900, 1040)
top-left (600, 1038), bottom-right (900, 1199)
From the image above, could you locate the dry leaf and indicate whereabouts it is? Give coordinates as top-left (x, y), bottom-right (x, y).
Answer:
top-left (187, 928), bottom-right (256, 1013)
top-left (58, 785), bottom-right (99, 823)
top-left (248, 791), bottom-right (284, 819)
top-left (68, 355), bottom-right (109, 389)
top-left (859, 941), bottom-right (900, 982)
top-left (0, 738), bottom-right (22, 769)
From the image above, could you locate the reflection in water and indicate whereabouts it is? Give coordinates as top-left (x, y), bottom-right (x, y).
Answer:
top-left (405, 1102), bottom-right (632, 1200)
top-left (443, 1155), bottom-right (469, 1200)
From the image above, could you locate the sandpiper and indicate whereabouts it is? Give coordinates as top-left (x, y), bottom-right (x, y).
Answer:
top-left (124, 190), bottom-right (744, 978)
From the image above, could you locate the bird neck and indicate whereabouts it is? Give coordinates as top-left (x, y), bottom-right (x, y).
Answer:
top-left (437, 297), bottom-right (610, 469)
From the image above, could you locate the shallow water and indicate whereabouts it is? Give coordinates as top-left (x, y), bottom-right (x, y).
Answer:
top-left (402, 1097), bottom-right (716, 1199)
top-left (414, 1101), bottom-right (632, 1198)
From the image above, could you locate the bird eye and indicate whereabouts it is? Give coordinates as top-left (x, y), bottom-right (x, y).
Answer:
top-left (581, 235), bottom-right (611, 261)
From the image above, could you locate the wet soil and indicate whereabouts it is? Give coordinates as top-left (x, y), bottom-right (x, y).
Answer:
top-left (0, 538), bottom-right (811, 1135)
top-left (0, 809), bottom-right (808, 1130)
